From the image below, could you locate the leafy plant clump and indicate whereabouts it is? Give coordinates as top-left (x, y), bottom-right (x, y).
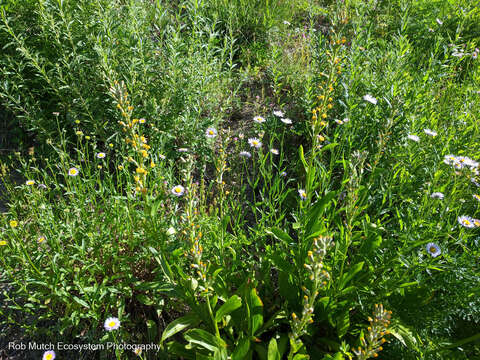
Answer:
top-left (0, 0), bottom-right (479, 359)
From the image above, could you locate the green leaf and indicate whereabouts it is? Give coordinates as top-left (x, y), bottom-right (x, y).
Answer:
top-left (215, 295), bottom-right (242, 322)
top-left (336, 310), bottom-right (350, 338)
top-left (232, 336), bottom-right (251, 360)
top-left (338, 262), bottom-right (364, 290)
top-left (246, 287), bottom-right (264, 336)
top-left (305, 191), bottom-right (337, 236)
top-left (267, 338), bottom-right (280, 360)
top-left (161, 314), bottom-right (201, 344)
top-left (184, 328), bottom-right (227, 353)
top-left (72, 296), bottom-right (89, 309)
top-left (299, 145), bottom-right (308, 173)
top-left (266, 228), bottom-right (294, 245)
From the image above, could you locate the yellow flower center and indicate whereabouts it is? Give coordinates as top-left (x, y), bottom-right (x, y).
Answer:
top-left (46, 354), bottom-right (53, 360)
top-left (0, 241), bottom-right (7, 246)
top-left (429, 246), bottom-right (436, 253)
top-left (108, 321), bottom-right (116, 327)
top-left (175, 188), bottom-right (182, 193)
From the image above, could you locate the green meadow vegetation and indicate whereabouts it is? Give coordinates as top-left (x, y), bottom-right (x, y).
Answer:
top-left (0, 0), bottom-right (479, 359)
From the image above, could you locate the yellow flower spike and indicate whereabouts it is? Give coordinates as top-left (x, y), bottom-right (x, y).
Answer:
top-left (142, 144), bottom-right (151, 150)
top-left (327, 104), bottom-right (333, 109)
top-left (319, 121), bottom-right (327, 126)
top-left (292, 313), bottom-right (297, 319)
top-left (150, 161), bottom-right (156, 168)
top-left (328, 97), bottom-right (333, 102)
top-left (135, 186), bottom-right (141, 192)
top-left (118, 165), bottom-right (124, 170)
top-left (322, 113), bottom-right (327, 119)
top-left (127, 106), bottom-right (133, 111)
top-left (140, 136), bottom-right (146, 143)
top-left (140, 150), bottom-right (148, 158)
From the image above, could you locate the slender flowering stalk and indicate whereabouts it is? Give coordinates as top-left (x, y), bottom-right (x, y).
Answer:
top-left (353, 304), bottom-right (392, 359)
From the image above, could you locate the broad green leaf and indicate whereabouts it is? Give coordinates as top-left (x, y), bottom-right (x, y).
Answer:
top-left (305, 191), bottom-right (337, 236)
top-left (161, 314), bottom-right (201, 344)
top-left (72, 296), bottom-right (89, 309)
top-left (232, 336), bottom-right (251, 360)
top-left (246, 287), bottom-right (264, 336)
top-left (215, 295), bottom-right (242, 322)
top-left (184, 328), bottom-right (227, 353)
top-left (267, 338), bottom-right (280, 360)
top-left (336, 310), bottom-right (350, 338)
top-left (338, 262), bottom-right (364, 290)
top-left (266, 228), bottom-right (294, 245)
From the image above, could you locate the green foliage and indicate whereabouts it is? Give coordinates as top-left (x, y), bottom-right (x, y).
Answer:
top-left (0, 0), bottom-right (479, 359)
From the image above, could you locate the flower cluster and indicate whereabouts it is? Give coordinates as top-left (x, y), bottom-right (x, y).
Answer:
top-left (291, 236), bottom-right (333, 339)
top-left (353, 304), bottom-right (391, 359)
top-left (110, 80), bottom-right (152, 195)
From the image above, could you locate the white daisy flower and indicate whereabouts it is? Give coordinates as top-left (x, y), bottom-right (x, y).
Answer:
top-left (159, 154), bottom-right (166, 160)
top-left (426, 242), bottom-right (441, 258)
top-left (273, 110), bottom-right (285, 117)
top-left (253, 116), bottom-right (266, 124)
top-left (298, 189), bottom-right (307, 200)
top-left (335, 119), bottom-right (344, 125)
top-left (281, 118), bottom-right (292, 124)
top-left (104, 317), bottom-right (121, 331)
top-left (42, 351), bottom-right (56, 360)
top-left (458, 215), bottom-right (475, 228)
top-left (248, 138), bottom-right (262, 149)
top-left (423, 129), bottom-right (437, 136)
top-left (281, 171), bottom-right (287, 177)
top-left (363, 94), bottom-right (377, 105)
top-left (171, 185), bottom-right (185, 197)
top-left (473, 194), bottom-right (480, 202)
top-left (239, 151), bottom-right (252, 158)
top-left (96, 152), bottom-right (106, 159)
top-left (407, 134), bottom-right (420, 142)
top-left (68, 167), bottom-right (79, 177)
top-left (205, 127), bottom-right (218, 138)
top-left (436, 18), bottom-right (443, 25)
top-left (430, 192), bottom-right (444, 199)
top-left (178, 148), bottom-right (189, 152)
top-left (26, 180), bottom-right (35, 186)
top-left (270, 148), bottom-right (279, 155)
top-left (343, 118), bottom-right (350, 123)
